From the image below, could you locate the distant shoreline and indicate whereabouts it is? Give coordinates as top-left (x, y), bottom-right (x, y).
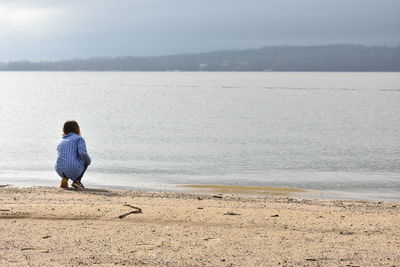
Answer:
top-left (1, 44), bottom-right (399, 72)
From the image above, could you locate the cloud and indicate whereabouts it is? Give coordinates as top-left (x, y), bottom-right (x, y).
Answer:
top-left (0, 1), bottom-right (61, 39)
top-left (0, 0), bottom-right (399, 61)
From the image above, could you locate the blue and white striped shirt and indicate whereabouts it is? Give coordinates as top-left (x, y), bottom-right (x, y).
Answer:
top-left (55, 133), bottom-right (91, 181)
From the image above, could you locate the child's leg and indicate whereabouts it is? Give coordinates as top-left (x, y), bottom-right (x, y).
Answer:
top-left (74, 166), bottom-right (88, 188)
top-left (76, 166), bottom-right (87, 182)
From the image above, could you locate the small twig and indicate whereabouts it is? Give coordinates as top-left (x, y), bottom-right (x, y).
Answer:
top-left (224, 212), bottom-right (240, 216)
top-left (123, 204), bottom-right (142, 212)
top-left (118, 204), bottom-right (142, 219)
top-left (306, 258), bottom-right (317, 261)
top-left (21, 247), bottom-right (38, 251)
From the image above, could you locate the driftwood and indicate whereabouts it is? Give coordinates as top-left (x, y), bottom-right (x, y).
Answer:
top-left (118, 204), bottom-right (142, 219)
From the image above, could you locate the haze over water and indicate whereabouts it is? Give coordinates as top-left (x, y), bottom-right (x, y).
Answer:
top-left (0, 72), bottom-right (399, 200)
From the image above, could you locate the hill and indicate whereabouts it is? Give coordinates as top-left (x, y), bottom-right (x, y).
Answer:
top-left (1, 44), bottom-right (399, 71)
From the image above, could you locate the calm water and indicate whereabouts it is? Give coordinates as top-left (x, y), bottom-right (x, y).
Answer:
top-left (0, 72), bottom-right (399, 200)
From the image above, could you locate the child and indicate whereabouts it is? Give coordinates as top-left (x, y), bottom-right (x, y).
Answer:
top-left (55, 120), bottom-right (91, 189)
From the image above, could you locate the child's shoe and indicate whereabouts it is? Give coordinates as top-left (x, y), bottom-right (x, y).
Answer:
top-left (76, 181), bottom-right (85, 188)
top-left (60, 178), bottom-right (68, 188)
top-left (71, 182), bottom-right (83, 189)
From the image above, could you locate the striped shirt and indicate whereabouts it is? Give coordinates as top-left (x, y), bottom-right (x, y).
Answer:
top-left (55, 133), bottom-right (91, 181)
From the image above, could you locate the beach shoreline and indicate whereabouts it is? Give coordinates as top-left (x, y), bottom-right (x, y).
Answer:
top-left (3, 181), bottom-right (400, 202)
top-left (1, 186), bottom-right (399, 266)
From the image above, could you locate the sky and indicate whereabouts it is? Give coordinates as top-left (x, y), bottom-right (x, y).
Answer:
top-left (0, 0), bottom-right (399, 61)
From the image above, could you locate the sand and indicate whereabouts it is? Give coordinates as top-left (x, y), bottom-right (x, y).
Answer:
top-left (0, 186), bottom-right (399, 266)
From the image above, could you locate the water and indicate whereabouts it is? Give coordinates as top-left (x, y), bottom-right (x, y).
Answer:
top-left (0, 72), bottom-right (399, 200)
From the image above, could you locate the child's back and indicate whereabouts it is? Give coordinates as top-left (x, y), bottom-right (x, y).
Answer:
top-left (55, 121), bottom-right (91, 188)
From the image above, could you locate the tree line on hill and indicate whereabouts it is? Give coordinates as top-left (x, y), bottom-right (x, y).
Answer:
top-left (1, 44), bottom-right (399, 71)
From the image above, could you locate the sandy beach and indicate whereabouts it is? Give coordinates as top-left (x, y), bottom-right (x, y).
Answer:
top-left (0, 186), bottom-right (399, 266)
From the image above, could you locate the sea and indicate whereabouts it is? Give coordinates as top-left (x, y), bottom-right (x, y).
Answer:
top-left (0, 72), bottom-right (399, 201)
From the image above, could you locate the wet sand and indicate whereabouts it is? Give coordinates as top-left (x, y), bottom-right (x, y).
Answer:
top-left (0, 186), bottom-right (399, 266)
top-left (179, 184), bottom-right (308, 196)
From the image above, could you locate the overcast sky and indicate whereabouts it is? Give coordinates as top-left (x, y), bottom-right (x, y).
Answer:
top-left (0, 0), bottom-right (399, 61)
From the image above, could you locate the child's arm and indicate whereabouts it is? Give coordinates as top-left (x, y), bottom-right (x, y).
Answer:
top-left (78, 137), bottom-right (91, 166)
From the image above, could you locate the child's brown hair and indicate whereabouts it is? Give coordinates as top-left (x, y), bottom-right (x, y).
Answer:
top-left (63, 120), bottom-right (81, 135)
